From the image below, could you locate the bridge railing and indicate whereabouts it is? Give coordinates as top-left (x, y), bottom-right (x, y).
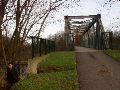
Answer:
top-left (31, 36), bottom-right (55, 58)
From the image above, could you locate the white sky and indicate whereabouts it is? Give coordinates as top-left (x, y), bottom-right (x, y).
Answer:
top-left (41, 0), bottom-right (120, 38)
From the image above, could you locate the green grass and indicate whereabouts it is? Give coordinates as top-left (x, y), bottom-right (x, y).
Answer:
top-left (37, 51), bottom-right (76, 72)
top-left (12, 51), bottom-right (79, 90)
top-left (11, 71), bottom-right (79, 90)
top-left (104, 50), bottom-right (120, 61)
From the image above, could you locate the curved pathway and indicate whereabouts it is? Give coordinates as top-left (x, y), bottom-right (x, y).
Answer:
top-left (75, 47), bottom-right (120, 90)
top-left (28, 55), bottom-right (48, 74)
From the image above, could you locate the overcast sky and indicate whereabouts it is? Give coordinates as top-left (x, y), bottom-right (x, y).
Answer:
top-left (40, 0), bottom-right (120, 38)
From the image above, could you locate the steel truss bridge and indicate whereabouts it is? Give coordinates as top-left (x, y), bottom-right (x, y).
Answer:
top-left (64, 14), bottom-right (112, 50)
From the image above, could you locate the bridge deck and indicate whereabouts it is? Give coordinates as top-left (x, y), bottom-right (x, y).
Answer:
top-left (75, 46), bottom-right (97, 52)
top-left (75, 47), bottom-right (120, 90)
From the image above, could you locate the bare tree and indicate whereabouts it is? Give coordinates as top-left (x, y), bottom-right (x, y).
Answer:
top-left (6, 0), bottom-right (66, 44)
top-left (0, 0), bottom-right (81, 61)
top-left (0, 0), bottom-right (9, 40)
top-left (2, 0), bottom-right (81, 44)
top-left (0, 0), bottom-right (10, 65)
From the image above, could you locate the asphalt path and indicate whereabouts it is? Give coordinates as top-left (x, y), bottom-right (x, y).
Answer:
top-left (75, 47), bottom-right (120, 90)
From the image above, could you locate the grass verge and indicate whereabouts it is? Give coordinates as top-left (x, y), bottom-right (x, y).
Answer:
top-left (37, 52), bottom-right (76, 73)
top-left (104, 50), bottom-right (120, 61)
top-left (11, 51), bottom-right (79, 90)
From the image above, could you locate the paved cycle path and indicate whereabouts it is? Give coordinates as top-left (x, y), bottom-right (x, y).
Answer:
top-left (75, 47), bottom-right (120, 90)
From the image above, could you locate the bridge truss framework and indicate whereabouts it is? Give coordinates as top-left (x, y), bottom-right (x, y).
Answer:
top-left (64, 14), bottom-right (112, 50)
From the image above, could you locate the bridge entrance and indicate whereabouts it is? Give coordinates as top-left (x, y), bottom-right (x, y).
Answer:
top-left (64, 14), bottom-right (112, 50)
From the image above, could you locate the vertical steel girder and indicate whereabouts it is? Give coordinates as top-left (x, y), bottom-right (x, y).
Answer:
top-left (64, 15), bottom-right (73, 51)
top-left (95, 14), bottom-right (101, 49)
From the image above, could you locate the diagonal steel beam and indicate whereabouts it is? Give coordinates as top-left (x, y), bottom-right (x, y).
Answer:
top-left (82, 19), bottom-right (97, 35)
top-left (65, 15), bottom-right (97, 21)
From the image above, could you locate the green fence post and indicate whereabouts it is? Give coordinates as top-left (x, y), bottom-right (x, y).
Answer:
top-left (48, 40), bottom-right (50, 53)
top-left (109, 32), bottom-right (113, 49)
top-left (44, 39), bottom-right (47, 55)
top-left (39, 38), bottom-right (41, 56)
top-left (31, 36), bottom-right (35, 58)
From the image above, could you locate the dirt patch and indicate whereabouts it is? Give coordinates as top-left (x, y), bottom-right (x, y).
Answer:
top-left (37, 66), bottom-right (64, 73)
top-left (28, 55), bottom-right (48, 74)
top-left (37, 66), bottom-right (74, 73)
top-left (97, 64), bottom-right (111, 77)
top-left (0, 74), bottom-right (7, 90)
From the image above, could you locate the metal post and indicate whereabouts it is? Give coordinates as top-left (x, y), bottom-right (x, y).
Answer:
top-left (88, 33), bottom-right (90, 48)
top-left (48, 40), bottom-right (50, 52)
top-left (44, 39), bottom-right (47, 55)
top-left (96, 14), bottom-right (101, 49)
top-left (39, 38), bottom-right (42, 56)
top-left (65, 33), bottom-right (67, 50)
top-left (53, 41), bottom-right (55, 51)
top-left (109, 32), bottom-right (113, 49)
top-left (31, 36), bottom-right (35, 58)
top-left (37, 38), bottom-right (39, 55)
